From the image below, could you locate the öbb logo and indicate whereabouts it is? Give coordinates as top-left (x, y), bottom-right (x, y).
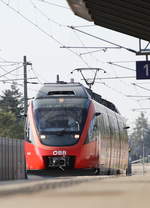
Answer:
top-left (52, 150), bottom-right (67, 156)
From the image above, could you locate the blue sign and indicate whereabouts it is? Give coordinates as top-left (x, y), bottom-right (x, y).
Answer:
top-left (136, 61), bottom-right (150, 79)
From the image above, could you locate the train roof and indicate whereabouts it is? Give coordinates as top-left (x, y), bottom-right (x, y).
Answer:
top-left (35, 82), bottom-right (119, 114)
top-left (36, 83), bottom-right (90, 99)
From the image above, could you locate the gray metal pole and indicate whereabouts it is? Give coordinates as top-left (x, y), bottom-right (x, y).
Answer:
top-left (142, 128), bottom-right (145, 175)
top-left (139, 39), bottom-right (141, 52)
top-left (23, 56), bottom-right (28, 117)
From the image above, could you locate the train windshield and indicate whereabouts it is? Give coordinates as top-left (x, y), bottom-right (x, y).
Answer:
top-left (33, 98), bottom-right (89, 146)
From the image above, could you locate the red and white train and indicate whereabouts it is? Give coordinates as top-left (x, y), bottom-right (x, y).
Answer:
top-left (24, 82), bottom-right (128, 174)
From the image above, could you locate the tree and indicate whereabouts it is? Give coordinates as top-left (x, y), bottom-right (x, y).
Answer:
top-left (0, 83), bottom-right (24, 139)
top-left (0, 111), bottom-right (24, 139)
top-left (0, 83), bottom-right (24, 117)
top-left (129, 112), bottom-right (150, 161)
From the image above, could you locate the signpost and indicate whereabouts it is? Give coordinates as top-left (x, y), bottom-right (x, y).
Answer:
top-left (136, 61), bottom-right (150, 79)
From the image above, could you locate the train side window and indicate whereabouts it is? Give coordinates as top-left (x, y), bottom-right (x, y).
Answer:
top-left (103, 114), bottom-right (110, 136)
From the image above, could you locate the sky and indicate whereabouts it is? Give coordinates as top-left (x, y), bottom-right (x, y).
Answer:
top-left (0, 0), bottom-right (150, 130)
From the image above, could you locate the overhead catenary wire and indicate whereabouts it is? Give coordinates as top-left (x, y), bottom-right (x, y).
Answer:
top-left (110, 61), bottom-right (137, 63)
top-left (0, 61), bottom-right (22, 64)
top-left (132, 83), bottom-right (150, 92)
top-left (0, 65), bottom-right (11, 73)
top-left (34, 0), bottom-right (96, 29)
top-left (131, 82), bottom-right (144, 108)
top-left (70, 29), bottom-right (92, 67)
top-left (2, 0), bottom-right (138, 75)
top-left (0, 79), bottom-right (42, 97)
top-left (0, 0), bottom-right (64, 45)
top-left (0, 56), bottom-right (23, 80)
top-left (30, 0), bottom-right (66, 27)
top-left (94, 80), bottom-right (150, 109)
top-left (67, 27), bottom-right (137, 84)
top-left (86, 76), bottom-right (135, 80)
top-left (30, 66), bottom-right (44, 85)
top-left (0, 55), bottom-right (22, 64)
top-left (97, 82), bottom-right (128, 97)
top-left (61, 46), bottom-right (121, 49)
top-left (0, 61), bottom-right (22, 67)
top-left (0, 77), bottom-right (37, 82)
top-left (61, 47), bottom-right (120, 56)
top-left (145, 42), bottom-right (150, 49)
top-left (68, 26), bottom-right (137, 54)
top-left (1, 1), bottom-right (149, 115)
top-left (0, 65), bottom-right (16, 80)
top-left (0, 0), bottom-right (90, 67)
top-left (0, 65), bottom-right (23, 79)
top-left (79, 49), bottom-right (105, 56)
top-left (70, 29), bottom-right (137, 92)
top-left (71, 29), bottom-right (114, 68)
top-left (107, 62), bottom-right (136, 90)
top-left (108, 62), bottom-right (136, 72)
top-left (132, 108), bottom-right (150, 111)
top-left (126, 95), bottom-right (150, 98)
top-left (35, 0), bottom-right (70, 10)
top-left (70, 24), bottom-right (95, 28)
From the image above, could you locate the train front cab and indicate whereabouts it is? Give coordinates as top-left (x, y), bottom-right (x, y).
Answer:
top-left (24, 96), bottom-right (99, 171)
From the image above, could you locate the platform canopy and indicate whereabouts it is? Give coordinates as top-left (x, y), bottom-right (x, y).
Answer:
top-left (67, 0), bottom-right (150, 41)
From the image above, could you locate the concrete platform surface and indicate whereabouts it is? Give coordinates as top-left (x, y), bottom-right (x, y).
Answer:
top-left (0, 164), bottom-right (150, 208)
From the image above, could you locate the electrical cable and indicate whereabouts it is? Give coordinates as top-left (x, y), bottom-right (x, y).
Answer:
top-left (79, 49), bottom-right (105, 56)
top-left (30, 0), bottom-right (66, 27)
top-left (1, 1), bottom-right (150, 113)
top-left (145, 42), bottom-right (150, 49)
top-left (0, 65), bottom-right (23, 79)
top-left (71, 24), bottom-right (95, 28)
top-left (30, 66), bottom-right (44, 84)
top-left (101, 82), bottom-right (128, 97)
top-left (0, 0), bottom-right (90, 67)
top-left (131, 83), bottom-right (144, 108)
top-left (107, 62), bottom-right (135, 72)
top-left (68, 26), bottom-right (137, 54)
top-left (0, 77), bottom-right (37, 82)
top-left (35, 0), bottom-right (69, 10)
top-left (132, 83), bottom-right (150, 92)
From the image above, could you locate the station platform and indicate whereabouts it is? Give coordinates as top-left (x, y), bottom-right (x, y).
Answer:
top-left (0, 164), bottom-right (150, 208)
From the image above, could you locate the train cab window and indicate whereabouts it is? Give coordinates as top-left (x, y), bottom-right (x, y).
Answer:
top-left (25, 119), bottom-right (34, 144)
top-left (25, 119), bottom-right (29, 140)
top-left (85, 116), bottom-right (98, 143)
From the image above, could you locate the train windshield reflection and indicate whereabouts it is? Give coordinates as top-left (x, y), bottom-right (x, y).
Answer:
top-left (33, 98), bottom-right (89, 146)
top-left (35, 107), bottom-right (82, 133)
